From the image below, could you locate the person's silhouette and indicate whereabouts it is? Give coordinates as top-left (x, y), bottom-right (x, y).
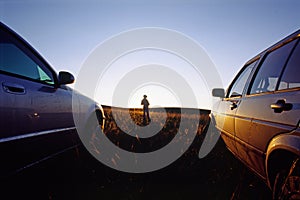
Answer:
top-left (141, 95), bottom-right (151, 124)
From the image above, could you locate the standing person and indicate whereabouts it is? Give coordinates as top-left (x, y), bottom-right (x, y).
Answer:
top-left (141, 95), bottom-right (151, 124)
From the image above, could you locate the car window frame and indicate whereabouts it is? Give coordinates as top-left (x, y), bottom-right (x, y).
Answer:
top-left (0, 24), bottom-right (58, 87)
top-left (246, 37), bottom-right (300, 97)
top-left (225, 58), bottom-right (259, 99)
top-left (276, 38), bottom-right (300, 93)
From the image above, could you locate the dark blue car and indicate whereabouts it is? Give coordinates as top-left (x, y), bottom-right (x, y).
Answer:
top-left (0, 22), bottom-right (105, 177)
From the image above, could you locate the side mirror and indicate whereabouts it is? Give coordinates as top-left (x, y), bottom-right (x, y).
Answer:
top-left (212, 88), bottom-right (225, 98)
top-left (58, 71), bottom-right (75, 85)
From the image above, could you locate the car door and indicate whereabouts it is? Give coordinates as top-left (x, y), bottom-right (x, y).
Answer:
top-left (214, 60), bottom-right (257, 157)
top-left (0, 28), bottom-right (41, 138)
top-left (0, 23), bottom-right (77, 175)
top-left (235, 38), bottom-right (300, 177)
top-left (0, 24), bottom-right (75, 136)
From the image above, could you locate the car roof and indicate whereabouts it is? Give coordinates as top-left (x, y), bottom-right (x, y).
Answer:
top-left (245, 29), bottom-right (300, 65)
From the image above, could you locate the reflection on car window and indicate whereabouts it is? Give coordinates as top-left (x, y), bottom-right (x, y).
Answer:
top-left (37, 65), bottom-right (53, 83)
top-left (0, 31), bottom-right (54, 85)
top-left (279, 40), bottom-right (300, 90)
top-left (227, 61), bottom-right (256, 98)
top-left (250, 40), bottom-right (297, 94)
top-left (0, 44), bottom-right (40, 79)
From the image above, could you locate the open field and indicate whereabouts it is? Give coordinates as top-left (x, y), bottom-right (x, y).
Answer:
top-left (2, 106), bottom-right (271, 199)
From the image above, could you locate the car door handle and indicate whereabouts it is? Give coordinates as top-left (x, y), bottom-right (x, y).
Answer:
top-left (230, 102), bottom-right (238, 110)
top-left (271, 99), bottom-right (293, 113)
top-left (2, 82), bottom-right (26, 95)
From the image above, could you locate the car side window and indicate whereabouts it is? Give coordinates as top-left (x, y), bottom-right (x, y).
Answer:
top-left (249, 40), bottom-right (297, 94)
top-left (227, 61), bottom-right (257, 98)
top-left (0, 29), bottom-right (55, 85)
top-left (278, 39), bottom-right (300, 90)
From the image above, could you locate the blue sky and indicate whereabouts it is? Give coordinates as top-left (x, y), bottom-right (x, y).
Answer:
top-left (1, 0), bottom-right (300, 108)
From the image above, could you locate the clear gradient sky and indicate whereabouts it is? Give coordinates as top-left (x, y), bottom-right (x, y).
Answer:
top-left (1, 0), bottom-right (300, 108)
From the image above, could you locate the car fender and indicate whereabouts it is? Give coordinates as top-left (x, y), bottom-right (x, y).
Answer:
top-left (81, 102), bottom-right (105, 131)
top-left (266, 125), bottom-right (300, 188)
top-left (267, 133), bottom-right (300, 158)
top-left (72, 91), bottom-right (105, 133)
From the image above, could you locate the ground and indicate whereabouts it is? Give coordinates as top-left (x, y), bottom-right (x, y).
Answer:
top-left (1, 107), bottom-right (271, 199)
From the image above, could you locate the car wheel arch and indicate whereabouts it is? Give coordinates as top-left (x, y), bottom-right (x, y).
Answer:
top-left (266, 149), bottom-right (297, 189)
top-left (85, 108), bottom-right (105, 128)
top-left (266, 134), bottom-right (300, 189)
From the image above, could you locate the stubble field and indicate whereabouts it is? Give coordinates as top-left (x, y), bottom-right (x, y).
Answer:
top-left (3, 106), bottom-right (271, 199)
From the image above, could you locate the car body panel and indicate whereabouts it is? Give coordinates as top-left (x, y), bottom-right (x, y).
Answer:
top-left (213, 99), bottom-right (239, 156)
top-left (212, 29), bottom-right (300, 189)
top-left (234, 90), bottom-right (300, 176)
top-left (0, 74), bottom-right (34, 138)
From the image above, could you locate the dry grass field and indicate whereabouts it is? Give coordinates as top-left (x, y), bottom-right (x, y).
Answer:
top-left (2, 106), bottom-right (271, 199)
top-left (102, 106), bottom-right (210, 153)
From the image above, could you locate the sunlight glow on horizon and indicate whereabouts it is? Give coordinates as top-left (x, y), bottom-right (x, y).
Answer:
top-left (93, 49), bottom-right (211, 109)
